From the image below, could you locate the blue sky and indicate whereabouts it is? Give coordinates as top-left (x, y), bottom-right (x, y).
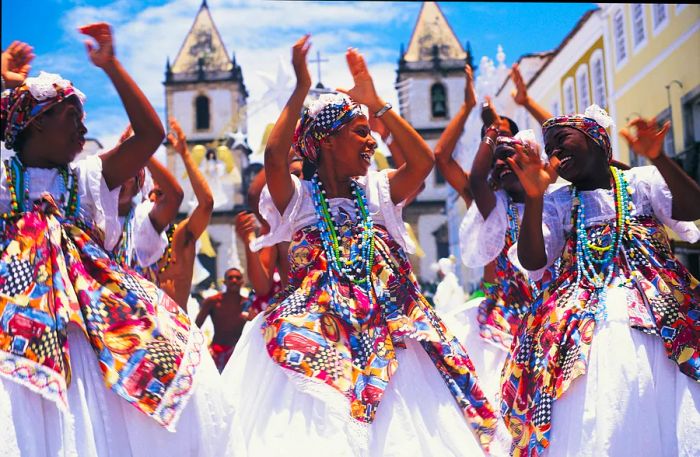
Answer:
top-left (2, 0), bottom-right (595, 152)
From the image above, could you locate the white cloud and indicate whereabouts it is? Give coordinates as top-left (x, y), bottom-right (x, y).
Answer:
top-left (50, 0), bottom-right (410, 153)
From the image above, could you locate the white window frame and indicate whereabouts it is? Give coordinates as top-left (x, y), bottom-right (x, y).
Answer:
top-left (651, 4), bottom-right (669, 35)
top-left (675, 4), bottom-right (688, 14)
top-left (589, 50), bottom-right (607, 108)
top-left (612, 7), bottom-right (629, 68)
top-left (563, 77), bottom-right (576, 114)
top-left (576, 64), bottom-right (591, 111)
top-left (630, 4), bottom-right (648, 53)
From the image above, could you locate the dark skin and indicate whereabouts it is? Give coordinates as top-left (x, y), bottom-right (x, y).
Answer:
top-left (195, 269), bottom-right (247, 346)
top-left (434, 64), bottom-right (476, 206)
top-left (157, 118), bottom-right (214, 311)
top-left (511, 116), bottom-right (700, 272)
top-left (470, 102), bottom-right (525, 220)
top-left (16, 23), bottom-right (164, 195)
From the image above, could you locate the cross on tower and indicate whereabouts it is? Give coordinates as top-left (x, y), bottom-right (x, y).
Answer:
top-left (309, 50), bottom-right (329, 88)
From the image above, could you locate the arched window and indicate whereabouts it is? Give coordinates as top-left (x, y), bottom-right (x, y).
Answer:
top-left (576, 64), bottom-right (591, 110)
top-left (590, 50), bottom-right (607, 108)
top-left (195, 94), bottom-right (210, 131)
top-left (563, 77), bottom-right (576, 114)
top-left (431, 83), bottom-right (447, 118)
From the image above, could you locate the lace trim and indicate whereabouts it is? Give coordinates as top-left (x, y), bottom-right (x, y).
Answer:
top-left (0, 351), bottom-right (68, 409)
top-left (153, 325), bottom-right (205, 431)
top-left (281, 367), bottom-right (371, 454)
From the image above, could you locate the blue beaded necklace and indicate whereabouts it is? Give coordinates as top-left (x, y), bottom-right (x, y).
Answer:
top-left (310, 173), bottom-right (375, 306)
top-left (572, 165), bottom-right (630, 320)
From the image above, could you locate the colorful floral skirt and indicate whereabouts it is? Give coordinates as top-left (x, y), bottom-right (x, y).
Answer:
top-left (500, 216), bottom-right (700, 456)
top-left (0, 202), bottom-right (207, 430)
top-left (250, 222), bottom-right (499, 452)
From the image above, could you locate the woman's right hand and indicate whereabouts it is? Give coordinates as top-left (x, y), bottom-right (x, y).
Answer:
top-left (464, 64), bottom-right (476, 109)
top-left (507, 143), bottom-right (559, 198)
top-left (338, 48), bottom-right (383, 113)
top-left (79, 22), bottom-right (116, 69)
top-left (1, 41), bottom-right (34, 89)
top-left (291, 35), bottom-right (311, 89)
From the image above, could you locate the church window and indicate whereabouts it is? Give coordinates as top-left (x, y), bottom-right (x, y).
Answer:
top-left (431, 83), bottom-right (448, 118)
top-left (195, 94), bottom-right (210, 130)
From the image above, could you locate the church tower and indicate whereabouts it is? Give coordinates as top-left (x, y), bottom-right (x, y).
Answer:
top-left (164, 0), bottom-right (249, 288)
top-left (396, 2), bottom-right (468, 281)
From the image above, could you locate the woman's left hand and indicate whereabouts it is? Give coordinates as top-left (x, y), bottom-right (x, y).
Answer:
top-left (337, 48), bottom-right (383, 112)
top-left (620, 117), bottom-right (670, 160)
top-left (79, 22), bottom-right (116, 68)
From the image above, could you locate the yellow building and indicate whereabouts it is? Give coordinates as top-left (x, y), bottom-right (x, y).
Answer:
top-left (600, 4), bottom-right (700, 166)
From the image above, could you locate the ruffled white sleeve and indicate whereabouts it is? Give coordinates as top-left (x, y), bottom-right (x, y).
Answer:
top-left (250, 175), bottom-right (305, 252)
top-left (510, 187), bottom-right (570, 281)
top-left (131, 200), bottom-right (169, 267)
top-left (630, 166), bottom-right (700, 243)
top-left (367, 169), bottom-right (415, 254)
top-left (74, 155), bottom-right (121, 251)
top-left (459, 191), bottom-right (508, 268)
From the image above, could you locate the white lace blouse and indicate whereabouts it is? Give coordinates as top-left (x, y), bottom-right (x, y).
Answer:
top-left (513, 166), bottom-right (700, 281)
top-left (118, 200), bottom-right (169, 268)
top-left (252, 169), bottom-right (415, 254)
top-left (0, 155), bottom-right (122, 250)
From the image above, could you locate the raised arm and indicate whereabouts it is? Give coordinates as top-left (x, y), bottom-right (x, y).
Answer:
top-left (507, 145), bottom-right (560, 270)
top-left (79, 23), bottom-right (165, 190)
top-left (435, 64), bottom-right (476, 205)
top-left (266, 35), bottom-right (312, 215)
top-left (1, 41), bottom-right (34, 89)
top-left (195, 297), bottom-right (214, 328)
top-left (338, 48), bottom-right (434, 204)
top-left (168, 118), bottom-right (214, 241)
top-left (620, 118), bottom-right (700, 221)
top-left (469, 123), bottom-right (500, 218)
top-left (511, 63), bottom-right (552, 125)
top-left (235, 212), bottom-right (274, 296)
top-left (146, 156), bottom-right (184, 233)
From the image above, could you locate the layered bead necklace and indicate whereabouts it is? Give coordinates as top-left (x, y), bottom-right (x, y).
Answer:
top-left (2, 156), bottom-right (80, 220)
top-left (112, 206), bottom-right (135, 268)
top-left (158, 223), bottom-right (178, 273)
top-left (572, 165), bottom-right (630, 320)
top-left (310, 173), bottom-right (375, 305)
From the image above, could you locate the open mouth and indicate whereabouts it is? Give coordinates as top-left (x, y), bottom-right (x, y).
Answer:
top-left (557, 155), bottom-right (573, 170)
top-left (360, 150), bottom-right (373, 164)
top-left (498, 167), bottom-right (514, 179)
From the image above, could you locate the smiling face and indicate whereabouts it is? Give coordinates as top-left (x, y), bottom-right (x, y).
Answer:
top-left (21, 96), bottom-right (87, 166)
top-left (544, 126), bottom-right (607, 184)
top-left (492, 143), bottom-right (525, 196)
top-left (321, 116), bottom-right (377, 178)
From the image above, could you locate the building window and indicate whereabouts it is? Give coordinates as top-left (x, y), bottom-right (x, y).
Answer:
top-left (652, 4), bottom-right (669, 33)
top-left (631, 4), bottom-right (647, 51)
top-left (590, 51), bottom-right (607, 108)
top-left (433, 223), bottom-right (450, 261)
top-left (551, 100), bottom-right (560, 117)
top-left (676, 4), bottom-right (688, 14)
top-left (195, 94), bottom-right (210, 131)
top-left (613, 8), bottom-right (628, 65)
top-left (576, 65), bottom-right (591, 111)
top-left (563, 78), bottom-right (576, 114)
top-left (431, 83), bottom-right (448, 118)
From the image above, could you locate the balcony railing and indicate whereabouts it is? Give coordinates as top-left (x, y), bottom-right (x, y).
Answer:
top-left (673, 141), bottom-right (700, 184)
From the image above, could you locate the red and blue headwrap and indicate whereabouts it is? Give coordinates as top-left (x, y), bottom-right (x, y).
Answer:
top-left (1, 71), bottom-right (85, 151)
top-left (542, 105), bottom-right (613, 162)
top-left (293, 93), bottom-right (365, 164)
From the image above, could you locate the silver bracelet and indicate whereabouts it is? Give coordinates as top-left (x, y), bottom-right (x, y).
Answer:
top-left (374, 102), bottom-right (392, 118)
top-left (481, 136), bottom-right (496, 151)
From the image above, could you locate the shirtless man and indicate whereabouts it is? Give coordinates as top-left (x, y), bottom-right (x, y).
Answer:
top-left (195, 267), bottom-right (247, 372)
top-left (156, 118), bottom-right (214, 310)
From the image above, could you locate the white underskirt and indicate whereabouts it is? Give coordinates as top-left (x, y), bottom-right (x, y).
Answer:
top-left (0, 327), bottom-right (233, 457)
top-left (221, 314), bottom-right (498, 457)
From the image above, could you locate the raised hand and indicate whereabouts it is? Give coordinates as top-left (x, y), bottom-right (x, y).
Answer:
top-left (464, 64), bottom-right (476, 109)
top-left (167, 117), bottom-right (188, 156)
top-left (235, 212), bottom-right (259, 243)
top-left (291, 34), bottom-right (312, 89)
top-left (337, 48), bottom-right (383, 112)
top-left (368, 115), bottom-right (389, 141)
top-left (510, 63), bottom-right (528, 106)
top-left (78, 22), bottom-right (115, 68)
top-left (619, 117), bottom-right (670, 160)
top-left (507, 143), bottom-right (559, 198)
top-left (1, 41), bottom-right (34, 89)
top-left (481, 96), bottom-right (501, 127)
